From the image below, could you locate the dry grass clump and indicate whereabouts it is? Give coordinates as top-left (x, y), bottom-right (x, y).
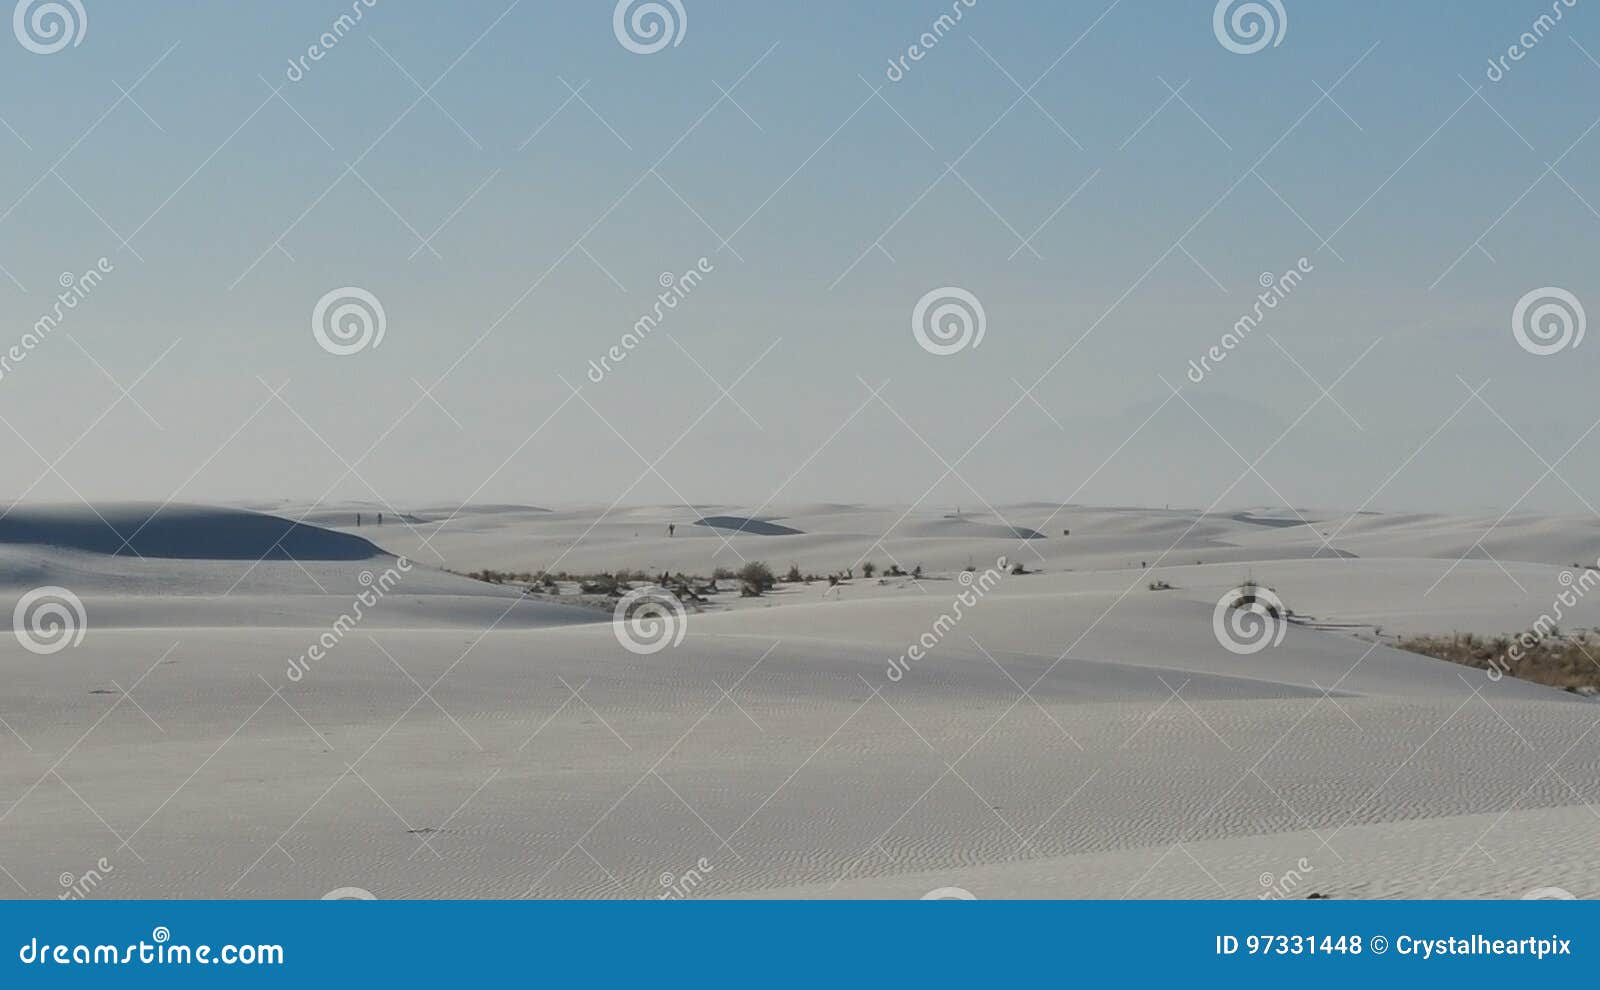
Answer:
top-left (1397, 630), bottom-right (1600, 693)
top-left (738, 561), bottom-right (776, 597)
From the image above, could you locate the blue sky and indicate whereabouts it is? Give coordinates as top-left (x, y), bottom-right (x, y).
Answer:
top-left (0, 1), bottom-right (1596, 512)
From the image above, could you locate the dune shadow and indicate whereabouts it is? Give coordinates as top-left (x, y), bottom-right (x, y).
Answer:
top-left (0, 505), bottom-right (385, 561)
top-left (694, 515), bottom-right (805, 536)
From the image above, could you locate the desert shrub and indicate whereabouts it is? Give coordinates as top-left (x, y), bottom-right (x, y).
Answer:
top-left (1010, 562), bottom-right (1028, 575)
top-left (784, 563), bottom-right (802, 583)
top-left (1225, 579), bottom-right (1280, 617)
top-left (738, 561), bottom-right (776, 594)
top-left (861, 562), bottom-right (877, 578)
top-left (1398, 630), bottom-right (1600, 692)
top-left (712, 566), bottom-right (737, 581)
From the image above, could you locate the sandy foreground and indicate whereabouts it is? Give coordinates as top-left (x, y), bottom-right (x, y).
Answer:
top-left (1, 502), bottom-right (1597, 900)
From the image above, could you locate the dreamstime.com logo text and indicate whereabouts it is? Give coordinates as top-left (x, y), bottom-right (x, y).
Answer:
top-left (285, 559), bottom-right (411, 681)
top-left (58, 856), bottom-right (114, 900)
top-left (13, 585), bottom-right (88, 655)
top-left (613, 0), bottom-right (685, 54)
top-left (1512, 286), bottom-right (1584, 356)
top-left (18, 928), bottom-right (283, 967)
top-left (285, 0), bottom-right (378, 82)
top-left (613, 586), bottom-right (688, 655)
top-left (657, 856), bottom-right (714, 899)
top-left (1489, 560), bottom-right (1598, 681)
top-left (886, 556), bottom-right (1007, 682)
top-left (884, 0), bottom-right (978, 82)
top-left (586, 258), bottom-right (713, 384)
top-left (1185, 258), bottom-right (1312, 384)
top-left (1213, 0), bottom-right (1286, 55)
top-left (1485, 0), bottom-right (1578, 82)
top-left (1, 258), bottom-right (113, 386)
top-left (1258, 857), bottom-right (1314, 899)
top-left (13, 0), bottom-right (86, 54)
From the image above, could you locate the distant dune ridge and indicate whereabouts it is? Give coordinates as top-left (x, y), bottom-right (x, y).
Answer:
top-left (0, 504), bottom-right (383, 560)
top-left (0, 503), bottom-right (606, 627)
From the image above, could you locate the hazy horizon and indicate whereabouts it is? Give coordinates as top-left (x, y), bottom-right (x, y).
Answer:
top-left (2, 1), bottom-right (1596, 514)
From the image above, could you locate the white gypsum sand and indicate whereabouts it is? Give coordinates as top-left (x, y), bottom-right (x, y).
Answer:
top-left (1, 501), bottom-right (1596, 899)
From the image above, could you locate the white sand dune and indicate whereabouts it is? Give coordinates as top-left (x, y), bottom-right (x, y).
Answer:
top-left (0, 504), bottom-right (602, 625)
top-left (0, 503), bottom-right (385, 560)
top-left (1, 502), bottom-right (1596, 900)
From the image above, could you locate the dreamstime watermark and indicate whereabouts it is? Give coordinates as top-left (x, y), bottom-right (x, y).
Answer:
top-left (1213, 0), bottom-right (1286, 55)
top-left (1212, 583), bottom-right (1286, 655)
top-left (920, 886), bottom-right (977, 899)
top-left (1485, 0), bottom-right (1579, 82)
top-left (12, 0), bottom-right (86, 54)
top-left (657, 856), bottom-right (714, 899)
top-left (1, 258), bottom-right (114, 386)
top-left (1512, 287), bottom-right (1584, 356)
top-left (1522, 885), bottom-right (1577, 899)
top-left (911, 286), bottom-right (986, 356)
top-left (613, 0), bottom-right (685, 55)
top-left (17, 927), bottom-right (284, 967)
top-left (58, 857), bottom-right (114, 900)
top-left (13, 586), bottom-right (87, 655)
top-left (312, 286), bottom-right (387, 356)
top-left (886, 556), bottom-right (1007, 682)
top-left (284, 559), bottom-right (411, 682)
top-left (612, 586), bottom-right (688, 655)
top-left (884, 0), bottom-right (978, 82)
top-left (1258, 857), bottom-right (1314, 899)
top-left (284, 0), bottom-right (378, 82)
top-left (1185, 258), bottom-right (1312, 384)
top-left (321, 886), bottom-right (377, 900)
top-left (585, 258), bottom-right (712, 384)
top-left (1489, 560), bottom-right (1598, 681)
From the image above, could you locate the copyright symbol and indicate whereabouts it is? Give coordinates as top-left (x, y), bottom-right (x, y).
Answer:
top-left (1370, 935), bottom-right (1388, 954)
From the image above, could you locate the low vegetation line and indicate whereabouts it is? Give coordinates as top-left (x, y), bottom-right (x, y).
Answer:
top-left (451, 555), bottom-right (1039, 607)
top-left (1397, 630), bottom-right (1600, 695)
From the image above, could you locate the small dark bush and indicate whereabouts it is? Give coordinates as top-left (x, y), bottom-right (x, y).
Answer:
top-left (738, 561), bottom-right (776, 594)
